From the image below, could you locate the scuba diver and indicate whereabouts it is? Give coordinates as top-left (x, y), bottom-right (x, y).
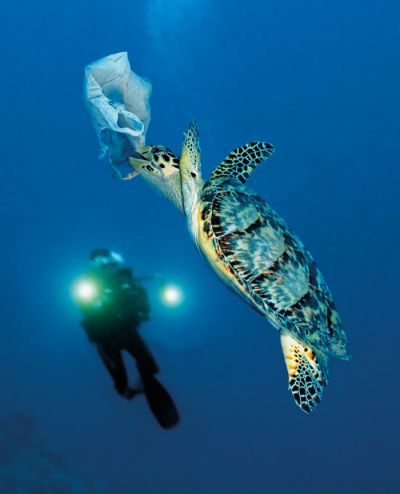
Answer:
top-left (74, 248), bottom-right (179, 429)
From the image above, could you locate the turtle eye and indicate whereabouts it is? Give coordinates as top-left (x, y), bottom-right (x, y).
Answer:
top-left (190, 172), bottom-right (197, 178)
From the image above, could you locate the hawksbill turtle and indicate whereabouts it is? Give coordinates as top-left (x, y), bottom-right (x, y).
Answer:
top-left (130, 123), bottom-right (349, 413)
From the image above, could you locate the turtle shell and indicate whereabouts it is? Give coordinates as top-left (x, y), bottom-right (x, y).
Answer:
top-left (197, 177), bottom-right (348, 360)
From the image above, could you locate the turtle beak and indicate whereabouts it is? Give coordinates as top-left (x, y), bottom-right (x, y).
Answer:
top-left (136, 145), bottom-right (153, 160)
top-left (128, 156), bottom-right (149, 172)
top-left (128, 146), bottom-right (153, 172)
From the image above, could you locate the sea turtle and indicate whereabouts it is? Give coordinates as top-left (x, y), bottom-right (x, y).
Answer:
top-left (130, 123), bottom-right (349, 413)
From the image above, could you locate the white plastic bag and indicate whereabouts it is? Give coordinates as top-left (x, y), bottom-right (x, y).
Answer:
top-left (84, 52), bottom-right (151, 176)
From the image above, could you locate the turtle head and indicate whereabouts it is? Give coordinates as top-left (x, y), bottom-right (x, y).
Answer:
top-left (129, 145), bottom-right (184, 212)
top-left (180, 121), bottom-right (203, 219)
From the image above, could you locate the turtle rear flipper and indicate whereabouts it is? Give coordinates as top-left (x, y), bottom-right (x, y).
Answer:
top-left (280, 332), bottom-right (328, 413)
top-left (210, 141), bottom-right (274, 184)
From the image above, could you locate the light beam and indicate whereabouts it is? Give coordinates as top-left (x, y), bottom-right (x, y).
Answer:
top-left (162, 284), bottom-right (183, 307)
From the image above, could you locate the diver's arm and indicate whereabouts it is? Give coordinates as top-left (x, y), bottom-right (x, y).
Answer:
top-left (80, 317), bottom-right (100, 342)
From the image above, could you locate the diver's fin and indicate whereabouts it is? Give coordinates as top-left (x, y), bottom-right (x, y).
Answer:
top-left (210, 141), bottom-right (274, 184)
top-left (180, 120), bottom-right (201, 179)
top-left (142, 375), bottom-right (180, 429)
top-left (280, 332), bottom-right (328, 414)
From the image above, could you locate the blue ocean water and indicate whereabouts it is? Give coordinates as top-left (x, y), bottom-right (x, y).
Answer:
top-left (1, 0), bottom-right (399, 492)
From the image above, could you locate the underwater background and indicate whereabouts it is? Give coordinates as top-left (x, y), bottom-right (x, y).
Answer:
top-left (1, 0), bottom-right (399, 492)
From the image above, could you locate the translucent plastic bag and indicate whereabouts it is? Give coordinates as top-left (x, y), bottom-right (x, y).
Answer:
top-left (84, 52), bottom-right (151, 178)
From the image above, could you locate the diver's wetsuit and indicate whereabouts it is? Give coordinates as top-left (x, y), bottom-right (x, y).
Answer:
top-left (78, 267), bottom-right (179, 428)
top-left (80, 267), bottom-right (157, 391)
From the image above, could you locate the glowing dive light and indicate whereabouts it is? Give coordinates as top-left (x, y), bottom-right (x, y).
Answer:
top-left (74, 279), bottom-right (98, 302)
top-left (161, 284), bottom-right (183, 307)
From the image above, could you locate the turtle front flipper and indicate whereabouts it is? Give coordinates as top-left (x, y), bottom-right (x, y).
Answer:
top-left (210, 141), bottom-right (275, 184)
top-left (180, 121), bottom-right (203, 220)
top-left (280, 332), bottom-right (328, 413)
top-left (180, 121), bottom-right (201, 178)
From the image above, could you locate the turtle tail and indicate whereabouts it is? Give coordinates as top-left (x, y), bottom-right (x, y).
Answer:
top-left (280, 332), bottom-right (328, 413)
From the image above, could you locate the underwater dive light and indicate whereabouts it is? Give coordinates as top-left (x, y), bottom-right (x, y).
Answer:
top-left (73, 278), bottom-right (98, 303)
top-left (135, 274), bottom-right (184, 308)
top-left (161, 284), bottom-right (183, 307)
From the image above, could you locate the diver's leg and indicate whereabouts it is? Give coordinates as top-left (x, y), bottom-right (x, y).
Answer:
top-left (125, 330), bottom-right (179, 428)
top-left (125, 329), bottom-right (160, 376)
top-left (96, 344), bottom-right (131, 398)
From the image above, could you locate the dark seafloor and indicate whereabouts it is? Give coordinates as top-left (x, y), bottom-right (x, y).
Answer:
top-left (0, 0), bottom-right (399, 492)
